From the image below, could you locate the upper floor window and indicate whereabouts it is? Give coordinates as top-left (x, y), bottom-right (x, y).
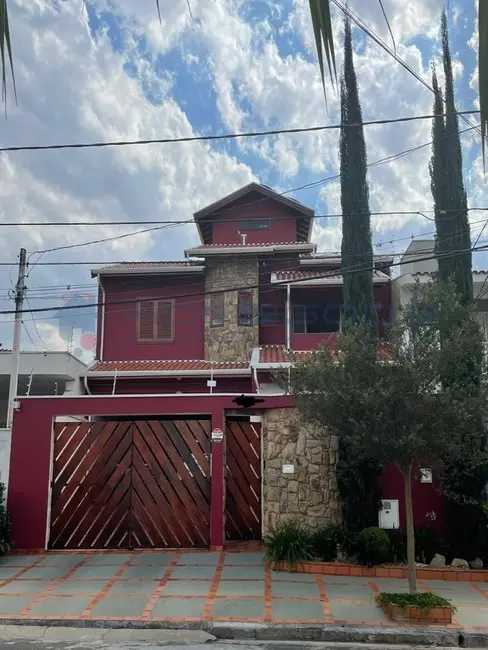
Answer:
top-left (261, 304), bottom-right (285, 325)
top-left (239, 219), bottom-right (269, 230)
top-left (292, 304), bottom-right (341, 334)
top-left (238, 291), bottom-right (253, 326)
top-left (137, 299), bottom-right (174, 342)
top-left (210, 293), bottom-right (224, 327)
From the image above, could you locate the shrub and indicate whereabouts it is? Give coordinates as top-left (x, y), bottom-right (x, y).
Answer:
top-left (0, 483), bottom-right (10, 555)
top-left (415, 526), bottom-right (447, 564)
top-left (376, 591), bottom-right (455, 614)
top-left (386, 528), bottom-right (407, 564)
top-left (310, 524), bottom-right (345, 561)
top-left (265, 521), bottom-right (315, 568)
top-left (355, 527), bottom-right (391, 566)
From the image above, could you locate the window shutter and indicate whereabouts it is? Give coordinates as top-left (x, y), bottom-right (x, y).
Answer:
top-left (138, 301), bottom-right (155, 340)
top-left (156, 300), bottom-right (173, 340)
top-left (211, 294), bottom-right (224, 326)
top-left (238, 291), bottom-right (253, 326)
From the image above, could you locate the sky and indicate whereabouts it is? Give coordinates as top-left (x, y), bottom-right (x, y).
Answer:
top-left (0, 0), bottom-right (484, 362)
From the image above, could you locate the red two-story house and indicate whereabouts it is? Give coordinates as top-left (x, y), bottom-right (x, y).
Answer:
top-left (9, 183), bottom-right (418, 553)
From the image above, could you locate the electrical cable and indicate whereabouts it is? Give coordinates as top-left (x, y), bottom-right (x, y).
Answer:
top-left (1, 240), bottom-right (487, 319)
top-left (0, 110), bottom-right (479, 154)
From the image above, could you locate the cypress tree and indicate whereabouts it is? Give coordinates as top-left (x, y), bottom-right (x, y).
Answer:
top-left (431, 11), bottom-right (472, 303)
top-left (340, 16), bottom-right (377, 336)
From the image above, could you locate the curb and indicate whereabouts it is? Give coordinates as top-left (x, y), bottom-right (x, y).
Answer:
top-left (0, 619), bottom-right (486, 647)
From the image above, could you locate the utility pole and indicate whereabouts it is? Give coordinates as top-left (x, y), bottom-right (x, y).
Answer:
top-left (7, 249), bottom-right (27, 428)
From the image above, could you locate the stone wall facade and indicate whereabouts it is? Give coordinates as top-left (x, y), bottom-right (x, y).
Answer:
top-left (204, 259), bottom-right (259, 362)
top-left (262, 408), bottom-right (341, 533)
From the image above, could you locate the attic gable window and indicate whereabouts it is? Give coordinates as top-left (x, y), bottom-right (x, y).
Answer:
top-left (137, 299), bottom-right (174, 342)
top-left (239, 219), bottom-right (269, 230)
top-left (238, 291), bottom-right (253, 326)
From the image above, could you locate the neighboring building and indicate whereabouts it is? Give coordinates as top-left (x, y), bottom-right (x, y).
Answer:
top-left (0, 350), bottom-right (86, 502)
top-left (394, 239), bottom-right (488, 337)
top-left (7, 183), bottom-right (411, 552)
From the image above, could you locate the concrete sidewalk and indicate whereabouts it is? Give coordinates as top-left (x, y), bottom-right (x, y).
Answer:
top-left (0, 551), bottom-right (487, 630)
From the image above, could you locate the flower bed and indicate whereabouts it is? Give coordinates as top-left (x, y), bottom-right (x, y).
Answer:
top-left (377, 592), bottom-right (454, 624)
top-left (383, 602), bottom-right (452, 624)
top-left (272, 560), bottom-right (488, 582)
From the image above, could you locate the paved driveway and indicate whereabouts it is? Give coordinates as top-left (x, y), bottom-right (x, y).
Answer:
top-left (0, 551), bottom-right (486, 628)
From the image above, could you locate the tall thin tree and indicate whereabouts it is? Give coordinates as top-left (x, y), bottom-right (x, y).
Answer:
top-left (431, 11), bottom-right (473, 303)
top-left (340, 16), bottom-right (377, 335)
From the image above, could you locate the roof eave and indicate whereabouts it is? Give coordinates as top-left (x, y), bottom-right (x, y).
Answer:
top-left (185, 243), bottom-right (316, 257)
top-left (91, 266), bottom-right (205, 278)
top-left (84, 368), bottom-right (251, 377)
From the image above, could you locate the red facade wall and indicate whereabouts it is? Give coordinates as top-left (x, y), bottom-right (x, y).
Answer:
top-left (88, 376), bottom-right (253, 395)
top-left (211, 195), bottom-right (299, 245)
top-left (100, 275), bottom-right (205, 361)
top-left (8, 394), bottom-right (292, 550)
top-left (380, 465), bottom-right (445, 534)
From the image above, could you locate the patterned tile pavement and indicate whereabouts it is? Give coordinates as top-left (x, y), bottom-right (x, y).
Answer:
top-left (0, 551), bottom-right (486, 628)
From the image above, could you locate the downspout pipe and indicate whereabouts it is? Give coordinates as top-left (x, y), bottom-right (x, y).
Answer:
top-left (98, 276), bottom-right (106, 361)
top-left (286, 283), bottom-right (291, 350)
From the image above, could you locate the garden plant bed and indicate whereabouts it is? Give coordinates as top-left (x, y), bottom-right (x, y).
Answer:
top-left (377, 592), bottom-right (454, 624)
top-left (272, 560), bottom-right (488, 582)
top-left (384, 603), bottom-right (452, 624)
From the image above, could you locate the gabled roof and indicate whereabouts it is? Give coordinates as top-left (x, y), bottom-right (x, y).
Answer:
top-left (193, 183), bottom-right (314, 245)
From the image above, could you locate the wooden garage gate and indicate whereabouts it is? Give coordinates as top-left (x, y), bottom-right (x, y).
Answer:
top-left (49, 419), bottom-right (211, 549)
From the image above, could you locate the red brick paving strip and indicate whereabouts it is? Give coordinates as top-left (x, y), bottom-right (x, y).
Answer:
top-left (202, 551), bottom-right (225, 621)
top-left (80, 553), bottom-right (136, 617)
top-left (142, 551), bottom-right (181, 619)
top-left (316, 574), bottom-right (333, 622)
top-left (263, 561), bottom-right (272, 622)
top-left (21, 557), bottom-right (88, 617)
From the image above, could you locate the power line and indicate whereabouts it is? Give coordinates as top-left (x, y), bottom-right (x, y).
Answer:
top-left (0, 111), bottom-right (479, 154)
top-left (332, 0), bottom-right (483, 139)
top-left (1, 241), bottom-right (487, 319)
top-left (0, 122), bottom-right (478, 232)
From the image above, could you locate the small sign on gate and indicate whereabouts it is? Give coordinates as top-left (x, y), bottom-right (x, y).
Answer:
top-left (212, 427), bottom-right (224, 442)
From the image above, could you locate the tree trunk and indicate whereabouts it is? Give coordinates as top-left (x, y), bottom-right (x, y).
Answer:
top-left (403, 463), bottom-right (417, 594)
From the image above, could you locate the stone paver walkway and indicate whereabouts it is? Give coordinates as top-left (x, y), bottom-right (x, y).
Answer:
top-left (0, 552), bottom-right (487, 628)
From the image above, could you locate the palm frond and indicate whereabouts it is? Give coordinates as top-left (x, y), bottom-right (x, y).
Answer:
top-left (309, 0), bottom-right (337, 99)
top-left (479, 1), bottom-right (488, 166)
top-left (0, 0), bottom-right (16, 107)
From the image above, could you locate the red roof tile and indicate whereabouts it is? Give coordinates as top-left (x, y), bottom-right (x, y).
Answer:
top-left (258, 343), bottom-right (392, 364)
top-left (190, 242), bottom-right (305, 249)
top-left (259, 346), bottom-right (313, 364)
top-left (97, 261), bottom-right (201, 270)
top-left (275, 269), bottom-right (390, 282)
top-left (89, 359), bottom-right (250, 372)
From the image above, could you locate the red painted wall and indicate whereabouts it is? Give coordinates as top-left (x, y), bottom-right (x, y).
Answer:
top-left (8, 394), bottom-right (293, 550)
top-left (380, 465), bottom-right (445, 534)
top-left (101, 275), bottom-right (205, 361)
top-left (88, 376), bottom-right (253, 395)
top-left (211, 194), bottom-right (300, 244)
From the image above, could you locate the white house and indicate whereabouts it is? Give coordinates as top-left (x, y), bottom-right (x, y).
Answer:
top-left (393, 240), bottom-right (488, 339)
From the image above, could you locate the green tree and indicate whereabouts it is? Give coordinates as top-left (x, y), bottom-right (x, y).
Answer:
top-left (340, 16), bottom-right (377, 335)
top-left (287, 279), bottom-right (486, 594)
top-left (430, 12), bottom-right (473, 303)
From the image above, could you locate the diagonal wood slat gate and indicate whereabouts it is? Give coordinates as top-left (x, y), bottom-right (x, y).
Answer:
top-left (225, 420), bottom-right (262, 541)
top-left (50, 419), bottom-right (211, 549)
